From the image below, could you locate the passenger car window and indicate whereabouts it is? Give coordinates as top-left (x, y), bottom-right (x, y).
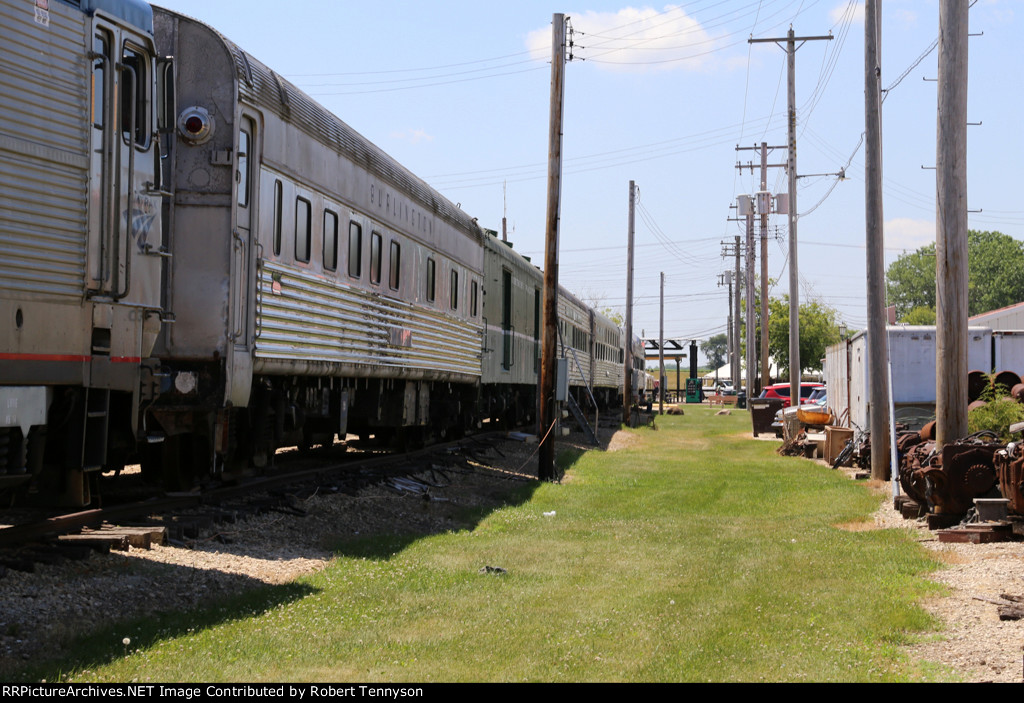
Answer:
top-left (389, 241), bottom-right (401, 290)
top-left (348, 222), bottom-right (362, 278)
top-left (323, 210), bottom-right (338, 271)
top-left (92, 33), bottom-right (108, 129)
top-left (426, 258), bottom-right (436, 302)
top-left (120, 46), bottom-right (149, 147)
top-left (272, 180), bottom-right (283, 256)
top-left (237, 129), bottom-right (250, 207)
top-left (295, 197), bottom-right (310, 263)
top-left (370, 232), bottom-right (382, 285)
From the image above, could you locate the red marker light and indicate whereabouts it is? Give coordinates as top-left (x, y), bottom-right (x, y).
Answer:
top-left (177, 106), bottom-right (214, 144)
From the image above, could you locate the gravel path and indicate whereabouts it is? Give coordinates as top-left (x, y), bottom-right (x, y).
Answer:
top-left (869, 491), bottom-right (1024, 682)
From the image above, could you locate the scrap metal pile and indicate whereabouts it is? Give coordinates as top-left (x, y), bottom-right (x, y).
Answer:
top-left (893, 370), bottom-right (1024, 534)
top-left (994, 433), bottom-right (1024, 516)
top-left (898, 429), bottom-right (1002, 517)
top-left (820, 370), bottom-right (1024, 536)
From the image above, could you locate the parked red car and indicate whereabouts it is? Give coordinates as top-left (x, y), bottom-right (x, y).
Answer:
top-left (758, 382), bottom-right (825, 408)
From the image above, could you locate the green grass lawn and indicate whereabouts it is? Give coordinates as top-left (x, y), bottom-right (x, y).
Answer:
top-left (24, 408), bottom-right (947, 682)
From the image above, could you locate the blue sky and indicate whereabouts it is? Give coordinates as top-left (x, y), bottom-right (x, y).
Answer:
top-left (153, 1), bottom-right (1023, 364)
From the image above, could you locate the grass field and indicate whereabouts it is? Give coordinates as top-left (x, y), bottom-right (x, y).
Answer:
top-left (24, 407), bottom-right (947, 682)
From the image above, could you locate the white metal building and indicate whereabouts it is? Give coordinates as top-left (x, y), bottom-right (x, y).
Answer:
top-left (825, 326), bottom-right (995, 431)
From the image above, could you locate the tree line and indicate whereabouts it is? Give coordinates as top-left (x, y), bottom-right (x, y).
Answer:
top-left (700, 229), bottom-right (1023, 378)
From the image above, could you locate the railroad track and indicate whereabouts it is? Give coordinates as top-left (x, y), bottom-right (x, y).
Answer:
top-left (0, 431), bottom-right (524, 559)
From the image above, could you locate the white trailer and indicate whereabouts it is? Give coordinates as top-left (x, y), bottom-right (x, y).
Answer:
top-left (825, 326), bottom-right (994, 431)
top-left (992, 331), bottom-right (1024, 378)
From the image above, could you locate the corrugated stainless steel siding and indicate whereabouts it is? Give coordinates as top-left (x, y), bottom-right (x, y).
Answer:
top-left (593, 357), bottom-right (623, 390)
top-left (254, 261), bottom-right (482, 379)
top-left (559, 294), bottom-right (591, 387)
top-left (0, 1), bottom-right (88, 298)
top-left (592, 314), bottom-right (623, 390)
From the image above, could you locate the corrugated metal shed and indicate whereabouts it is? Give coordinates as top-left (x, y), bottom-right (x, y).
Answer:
top-left (969, 302), bottom-right (1024, 331)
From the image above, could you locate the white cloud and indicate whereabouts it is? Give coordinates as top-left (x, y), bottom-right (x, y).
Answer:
top-left (830, 2), bottom-right (864, 25)
top-left (886, 217), bottom-right (934, 251)
top-left (391, 129), bottom-right (434, 145)
top-left (526, 5), bottom-right (722, 73)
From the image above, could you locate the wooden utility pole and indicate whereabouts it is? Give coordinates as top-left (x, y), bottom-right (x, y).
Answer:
top-left (865, 0), bottom-right (890, 480)
top-left (736, 143), bottom-right (786, 393)
top-left (935, 1), bottom-right (969, 447)
top-left (785, 28), bottom-right (801, 406)
top-left (750, 29), bottom-right (832, 405)
top-left (718, 271), bottom-right (733, 382)
top-left (745, 209), bottom-right (756, 403)
top-left (758, 143), bottom-right (770, 393)
top-left (539, 13), bottom-right (567, 481)
top-left (623, 180), bottom-right (636, 422)
top-left (659, 272), bottom-right (665, 415)
top-left (733, 235), bottom-right (741, 388)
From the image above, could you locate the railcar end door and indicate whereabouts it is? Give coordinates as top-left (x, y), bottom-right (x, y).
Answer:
top-left (226, 114), bottom-right (258, 408)
top-left (87, 19), bottom-right (162, 305)
top-left (501, 268), bottom-right (512, 370)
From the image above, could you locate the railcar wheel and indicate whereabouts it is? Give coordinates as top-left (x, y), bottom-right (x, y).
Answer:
top-left (140, 435), bottom-right (201, 492)
top-left (61, 469), bottom-right (91, 507)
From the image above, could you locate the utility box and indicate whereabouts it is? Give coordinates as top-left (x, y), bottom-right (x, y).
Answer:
top-left (774, 193), bottom-right (789, 214)
top-left (555, 358), bottom-right (569, 402)
top-left (685, 377), bottom-right (702, 404)
top-left (737, 194), bottom-right (753, 216)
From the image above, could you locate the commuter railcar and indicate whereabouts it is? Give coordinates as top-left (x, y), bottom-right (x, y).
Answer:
top-left (480, 233), bottom-right (541, 425)
top-left (630, 334), bottom-right (649, 400)
top-left (1, 2), bottom-right (630, 502)
top-left (0, 0), bottom-right (173, 504)
top-left (146, 7), bottom-right (487, 481)
top-left (481, 231), bottom-right (624, 426)
top-left (558, 290), bottom-right (624, 408)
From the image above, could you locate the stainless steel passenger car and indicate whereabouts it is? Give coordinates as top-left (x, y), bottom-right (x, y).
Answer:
top-left (0, 0), bottom-right (172, 504)
top-left (480, 231), bottom-right (624, 426)
top-left (480, 233), bottom-right (541, 425)
top-left (1, 1), bottom-right (631, 502)
top-left (148, 8), bottom-right (486, 480)
top-left (559, 290), bottom-right (623, 408)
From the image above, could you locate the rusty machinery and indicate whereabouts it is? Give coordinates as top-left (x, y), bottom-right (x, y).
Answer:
top-left (894, 369), bottom-right (1024, 518)
top-left (899, 431), bottom-right (1004, 516)
top-left (993, 421), bottom-right (1024, 515)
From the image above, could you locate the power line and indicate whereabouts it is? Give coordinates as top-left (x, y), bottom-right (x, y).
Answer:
top-left (306, 65), bottom-right (545, 97)
top-left (288, 49), bottom-right (536, 79)
top-left (579, 0), bottom-right (822, 66)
